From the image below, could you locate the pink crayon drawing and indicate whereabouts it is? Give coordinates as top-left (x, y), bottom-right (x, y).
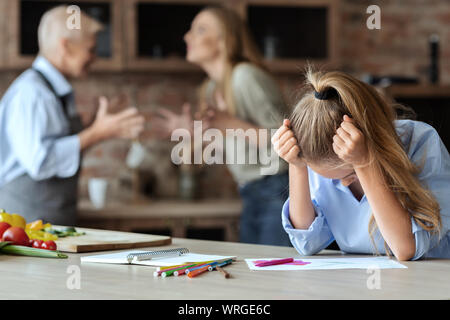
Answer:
top-left (254, 259), bottom-right (311, 266)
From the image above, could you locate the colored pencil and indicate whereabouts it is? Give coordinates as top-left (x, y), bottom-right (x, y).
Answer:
top-left (187, 265), bottom-right (210, 278)
top-left (208, 259), bottom-right (233, 271)
top-left (174, 268), bottom-right (189, 277)
top-left (156, 260), bottom-right (216, 272)
top-left (254, 258), bottom-right (294, 267)
top-left (154, 263), bottom-right (198, 277)
top-left (161, 264), bottom-right (198, 278)
top-left (216, 266), bottom-right (231, 278)
top-left (174, 262), bottom-right (215, 277)
top-left (157, 264), bottom-right (188, 271)
top-left (185, 261), bottom-right (218, 274)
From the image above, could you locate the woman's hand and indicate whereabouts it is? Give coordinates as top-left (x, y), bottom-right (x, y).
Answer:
top-left (332, 115), bottom-right (369, 167)
top-left (272, 119), bottom-right (305, 168)
top-left (197, 107), bottom-right (234, 132)
top-left (151, 103), bottom-right (193, 139)
top-left (79, 96), bottom-right (145, 150)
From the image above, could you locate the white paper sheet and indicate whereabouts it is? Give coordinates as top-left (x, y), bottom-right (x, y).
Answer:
top-left (245, 256), bottom-right (407, 271)
top-left (81, 250), bottom-right (235, 267)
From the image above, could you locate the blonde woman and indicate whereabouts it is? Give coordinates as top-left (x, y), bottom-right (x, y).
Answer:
top-left (272, 69), bottom-right (450, 260)
top-left (152, 6), bottom-right (290, 245)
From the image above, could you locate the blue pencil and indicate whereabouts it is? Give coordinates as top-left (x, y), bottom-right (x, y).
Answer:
top-left (208, 259), bottom-right (233, 271)
top-left (185, 261), bottom-right (218, 274)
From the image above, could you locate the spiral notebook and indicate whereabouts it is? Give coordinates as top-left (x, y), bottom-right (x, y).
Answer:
top-left (80, 248), bottom-right (236, 267)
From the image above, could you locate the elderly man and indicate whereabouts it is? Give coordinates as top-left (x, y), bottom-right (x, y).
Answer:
top-left (0, 6), bottom-right (144, 225)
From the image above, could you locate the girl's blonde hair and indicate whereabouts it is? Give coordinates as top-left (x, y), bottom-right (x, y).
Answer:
top-left (197, 6), bottom-right (265, 115)
top-left (290, 67), bottom-right (442, 254)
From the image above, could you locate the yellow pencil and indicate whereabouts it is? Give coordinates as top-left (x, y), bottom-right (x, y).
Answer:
top-left (156, 260), bottom-right (216, 271)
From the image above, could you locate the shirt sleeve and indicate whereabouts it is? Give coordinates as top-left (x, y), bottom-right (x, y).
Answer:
top-left (407, 123), bottom-right (450, 260)
top-left (6, 86), bottom-right (80, 181)
top-left (281, 197), bottom-right (335, 256)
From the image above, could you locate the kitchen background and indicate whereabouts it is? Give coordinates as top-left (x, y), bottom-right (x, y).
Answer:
top-left (1, 0), bottom-right (449, 240)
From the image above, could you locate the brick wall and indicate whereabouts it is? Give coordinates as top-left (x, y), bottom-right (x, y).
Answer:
top-left (340, 0), bottom-right (450, 83)
top-left (1, 0), bottom-right (449, 201)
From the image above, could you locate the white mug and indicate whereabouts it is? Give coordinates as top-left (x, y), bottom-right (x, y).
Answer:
top-left (126, 141), bottom-right (147, 169)
top-left (88, 178), bottom-right (108, 209)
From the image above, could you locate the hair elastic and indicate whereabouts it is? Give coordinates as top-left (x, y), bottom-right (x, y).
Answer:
top-left (314, 88), bottom-right (337, 100)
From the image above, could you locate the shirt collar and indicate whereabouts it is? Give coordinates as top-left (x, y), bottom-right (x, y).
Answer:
top-left (32, 55), bottom-right (72, 97)
top-left (332, 178), bottom-right (367, 203)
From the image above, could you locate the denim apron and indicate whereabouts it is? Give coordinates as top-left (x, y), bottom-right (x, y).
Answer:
top-left (0, 69), bottom-right (82, 225)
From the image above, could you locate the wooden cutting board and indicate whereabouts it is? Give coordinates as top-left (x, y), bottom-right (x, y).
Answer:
top-left (53, 226), bottom-right (171, 253)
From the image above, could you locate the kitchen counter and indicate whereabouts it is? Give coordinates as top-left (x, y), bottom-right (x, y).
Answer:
top-left (1, 234), bottom-right (450, 300)
top-left (77, 199), bottom-right (242, 241)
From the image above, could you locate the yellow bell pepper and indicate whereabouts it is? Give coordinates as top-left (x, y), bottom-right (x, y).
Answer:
top-left (43, 223), bottom-right (52, 229)
top-left (26, 219), bottom-right (44, 231)
top-left (10, 214), bottom-right (26, 229)
top-left (0, 212), bottom-right (13, 225)
top-left (25, 229), bottom-right (58, 241)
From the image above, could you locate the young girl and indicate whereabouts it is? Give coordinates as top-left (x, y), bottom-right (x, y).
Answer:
top-left (272, 69), bottom-right (450, 260)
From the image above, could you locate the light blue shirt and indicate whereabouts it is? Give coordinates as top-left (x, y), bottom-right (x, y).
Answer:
top-left (0, 56), bottom-right (80, 187)
top-left (282, 119), bottom-right (450, 260)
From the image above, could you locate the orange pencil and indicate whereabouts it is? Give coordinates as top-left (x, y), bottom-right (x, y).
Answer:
top-left (187, 265), bottom-right (210, 278)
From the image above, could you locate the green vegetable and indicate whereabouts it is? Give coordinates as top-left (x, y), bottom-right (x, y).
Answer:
top-left (0, 242), bottom-right (68, 259)
top-left (43, 226), bottom-right (85, 238)
top-left (0, 241), bottom-right (10, 250)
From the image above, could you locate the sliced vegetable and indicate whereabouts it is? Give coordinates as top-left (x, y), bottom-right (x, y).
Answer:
top-left (25, 229), bottom-right (58, 241)
top-left (0, 241), bottom-right (67, 258)
top-left (26, 219), bottom-right (44, 231)
top-left (43, 226), bottom-right (85, 238)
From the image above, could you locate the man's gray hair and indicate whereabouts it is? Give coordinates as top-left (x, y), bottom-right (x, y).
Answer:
top-left (38, 5), bottom-right (103, 56)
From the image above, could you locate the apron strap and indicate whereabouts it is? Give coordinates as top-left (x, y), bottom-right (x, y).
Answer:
top-left (32, 68), bottom-right (70, 119)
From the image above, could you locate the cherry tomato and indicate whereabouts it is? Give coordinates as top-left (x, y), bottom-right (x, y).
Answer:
top-left (41, 240), bottom-right (57, 251)
top-left (32, 239), bottom-right (44, 248)
top-left (0, 222), bottom-right (11, 238)
top-left (1, 226), bottom-right (30, 246)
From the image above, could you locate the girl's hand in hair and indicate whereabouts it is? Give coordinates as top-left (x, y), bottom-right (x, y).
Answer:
top-left (333, 115), bottom-right (369, 167)
top-left (272, 119), bottom-right (305, 168)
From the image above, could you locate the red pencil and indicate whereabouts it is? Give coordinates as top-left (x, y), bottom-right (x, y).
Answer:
top-left (254, 258), bottom-right (294, 267)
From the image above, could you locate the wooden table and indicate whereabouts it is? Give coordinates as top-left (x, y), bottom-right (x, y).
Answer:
top-left (77, 199), bottom-right (242, 242)
top-left (1, 236), bottom-right (450, 300)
